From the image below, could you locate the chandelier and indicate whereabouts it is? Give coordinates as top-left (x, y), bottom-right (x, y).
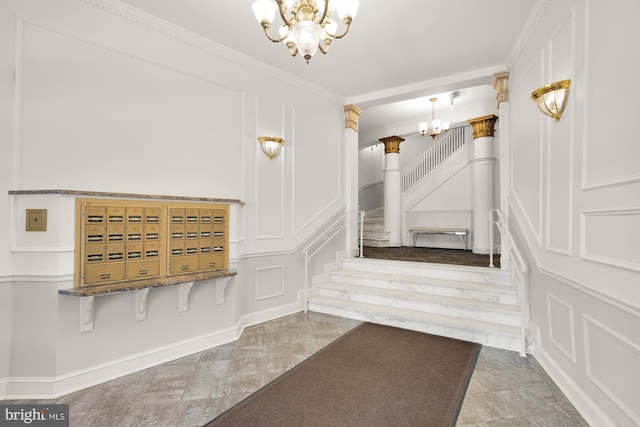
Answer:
top-left (251, 0), bottom-right (360, 64)
top-left (419, 98), bottom-right (450, 139)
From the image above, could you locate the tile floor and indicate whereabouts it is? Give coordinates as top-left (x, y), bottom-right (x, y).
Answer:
top-left (5, 312), bottom-right (588, 426)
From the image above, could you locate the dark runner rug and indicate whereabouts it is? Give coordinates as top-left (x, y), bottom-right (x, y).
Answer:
top-left (205, 323), bottom-right (481, 427)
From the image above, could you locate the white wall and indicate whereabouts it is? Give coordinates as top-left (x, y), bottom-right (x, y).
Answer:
top-left (0, 0), bottom-right (346, 398)
top-left (508, 0), bottom-right (640, 425)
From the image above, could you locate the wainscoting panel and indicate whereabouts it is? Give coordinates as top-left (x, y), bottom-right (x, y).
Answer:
top-left (581, 209), bottom-right (640, 271)
top-left (255, 265), bottom-right (285, 301)
top-left (291, 105), bottom-right (341, 236)
top-left (547, 293), bottom-right (576, 363)
top-left (584, 315), bottom-right (640, 425)
top-left (545, 10), bottom-right (575, 256)
top-left (510, 53), bottom-right (544, 245)
top-left (255, 97), bottom-right (286, 240)
top-left (582, 1), bottom-right (640, 189)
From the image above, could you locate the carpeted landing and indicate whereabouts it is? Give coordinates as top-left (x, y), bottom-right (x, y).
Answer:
top-left (362, 246), bottom-right (501, 268)
top-left (206, 323), bottom-right (481, 427)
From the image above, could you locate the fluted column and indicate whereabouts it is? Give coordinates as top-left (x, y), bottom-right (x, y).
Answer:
top-left (468, 114), bottom-right (498, 254)
top-left (344, 104), bottom-right (362, 257)
top-left (379, 135), bottom-right (405, 247)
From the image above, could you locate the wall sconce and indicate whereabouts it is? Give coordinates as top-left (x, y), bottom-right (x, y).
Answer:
top-left (531, 79), bottom-right (570, 121)
top-left (258, 136), bottom-right (284, 159)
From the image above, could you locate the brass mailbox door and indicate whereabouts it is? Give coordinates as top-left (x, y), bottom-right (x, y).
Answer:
top-left (85, 225), bottom-right (106, 244)
top-left (126, 207), bottom-right (144, 224)
top-left (107, 225), bottom-right (125, 242)
top-left (85, 262), bottom-right (125, 284)
top-left (126, 259), bottom-right (161, 279)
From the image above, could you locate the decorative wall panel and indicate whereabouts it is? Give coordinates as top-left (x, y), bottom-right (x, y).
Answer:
top-left (583, 1), bottom-right (640, 188)
top-left (511, 56), bottom-right (544, 243)
top-left (547, 294), bottom-right (576, 362)
top-left (584, 316), bottom-right (640, 425)
top-left (256, 97), bottom-right (285, 239)
top-left (255, 265), bottom-right (285, 301)
top-left (292, 105), bottom-right (341, 235)
top-left (546, 12), bottom-right (574, 255)
top-left (581, 209), bottom-right (640, 271)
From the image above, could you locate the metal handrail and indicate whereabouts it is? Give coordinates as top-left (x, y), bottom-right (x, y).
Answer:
top-left (303, 210), bottom-right (365, 313)
top-left (489, 209), bottom-right (528, 357)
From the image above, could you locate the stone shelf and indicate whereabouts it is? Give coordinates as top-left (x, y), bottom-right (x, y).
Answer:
top-left (59, 269), bottom-right (237, 332)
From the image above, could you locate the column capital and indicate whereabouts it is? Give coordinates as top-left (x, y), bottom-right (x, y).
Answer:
top-left (344, 104), bottom-right (363, 132)
top-left (379, 135), bottom-right (405, 154)
top-left (468, 114), bottom-right (498, 139)
top-left (492, 72), bottom-right (509, 107)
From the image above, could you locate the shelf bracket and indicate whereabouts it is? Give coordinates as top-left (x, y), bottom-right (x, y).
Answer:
top-left (216, 276), bottom-right (231, 304)
top-left (135, 288), bottom-right (150, 321)
top-left (178, 281), bottom-right (194, 312)
top-left (80, 296), bottom-right (95, 333)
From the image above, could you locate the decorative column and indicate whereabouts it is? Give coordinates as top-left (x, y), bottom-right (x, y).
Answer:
top-left (468, 114), bottom-right (498, 254)
top-left (344, 104), bottom-right (362, 257)
top-left (379, 135), bottom-right (405, 247)
top-left (492, 72), bottom-right (511, 268)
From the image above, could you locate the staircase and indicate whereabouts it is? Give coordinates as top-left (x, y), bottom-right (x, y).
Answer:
top-left (361, 215), bottom-right (389, 247)
top-left (307, 257), bottom-right (522, 352)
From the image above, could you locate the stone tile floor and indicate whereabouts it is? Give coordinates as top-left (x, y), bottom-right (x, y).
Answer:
top-left (5, 312), bottom-right (588, 426)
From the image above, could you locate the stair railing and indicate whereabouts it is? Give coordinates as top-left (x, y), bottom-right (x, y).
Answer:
top-left (402, 125), bottom-right (467, 193)
top-left (303, 210), bottom-right (365, 313)
top-left (489, 209), bottom-right (529, 357)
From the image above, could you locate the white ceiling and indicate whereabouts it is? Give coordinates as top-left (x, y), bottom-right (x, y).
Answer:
top-left (116, 0), bottom-right (538, 144)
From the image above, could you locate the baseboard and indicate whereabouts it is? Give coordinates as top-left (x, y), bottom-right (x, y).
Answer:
top-left (2, 299), bottom-right (306, 401)
top-left (3, 327), bottom-right (239, 400)
top-left (532, 326), bottom-right (615, 427)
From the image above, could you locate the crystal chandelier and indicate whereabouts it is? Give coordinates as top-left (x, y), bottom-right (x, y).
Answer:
top-left (419, 98), bottom-right (450, 139)
top-left (251, 0), bottom-right (360, 64)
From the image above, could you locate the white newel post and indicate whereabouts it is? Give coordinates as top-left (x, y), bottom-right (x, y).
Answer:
top-left (380, 135), bottom-right (405, 247)
top-left (344, 104), bottom-right (362, 257)
top-left (468, 115), bottom-right (498, 254)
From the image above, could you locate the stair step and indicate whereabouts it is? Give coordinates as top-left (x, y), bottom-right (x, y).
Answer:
top-left (342, 258), bottom-right (511, 286)
top-left (331, 269), bottom-right (517, 304)
top-left (318, 282), bottom-right (520, 326)
top-left (362, 239), bottom-right (389, 248)
top-left (307, 296), bottom-right (522, 352)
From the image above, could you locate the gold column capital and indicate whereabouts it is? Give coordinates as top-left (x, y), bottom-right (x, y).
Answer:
top-left (468, 114), bottom-right (498, 139)
top-left (379, 135), bottom-right (405, 154)
top-left (344, 104), bottom-right (363, 132)
top-left (492, 72), bottom-right (509, 107)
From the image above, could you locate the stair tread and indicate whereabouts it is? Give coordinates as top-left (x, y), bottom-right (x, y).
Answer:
top-left (332, 269), bottom-right (515, 292)
top-left (319, 281), bottom-right (520, 312)
top-left (308, 295), bottom-right (520, 335)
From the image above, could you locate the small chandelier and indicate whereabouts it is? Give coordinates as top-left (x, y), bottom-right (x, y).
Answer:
top-left (251, 0), bottom-right (360, 64)
top-left (419, 98), bottom-right (449, 139)
top-left (531, 80), bottom-right (570, 121)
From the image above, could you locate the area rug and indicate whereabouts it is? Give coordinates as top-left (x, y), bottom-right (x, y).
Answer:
top-left (205, 322), bottom-right (481, 427)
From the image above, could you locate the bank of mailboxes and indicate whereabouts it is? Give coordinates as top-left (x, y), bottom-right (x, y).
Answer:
top-left (78, 201), bottom-right (228, 286)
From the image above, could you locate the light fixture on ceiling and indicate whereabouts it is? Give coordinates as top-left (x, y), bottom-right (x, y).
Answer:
top-left (419, 98), bottom-right (449, 139)
top-left (258, 136), bottom-right (284, 159)
top-left (251, 0), bottom-right (360, 64)
top-left (531, 79), bottom-right (570, 121)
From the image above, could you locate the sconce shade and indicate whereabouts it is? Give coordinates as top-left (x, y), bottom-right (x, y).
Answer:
top-left (258, 136), bottom-right (284, 159)
top-left (531, 79), bottom-right (570, 121)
